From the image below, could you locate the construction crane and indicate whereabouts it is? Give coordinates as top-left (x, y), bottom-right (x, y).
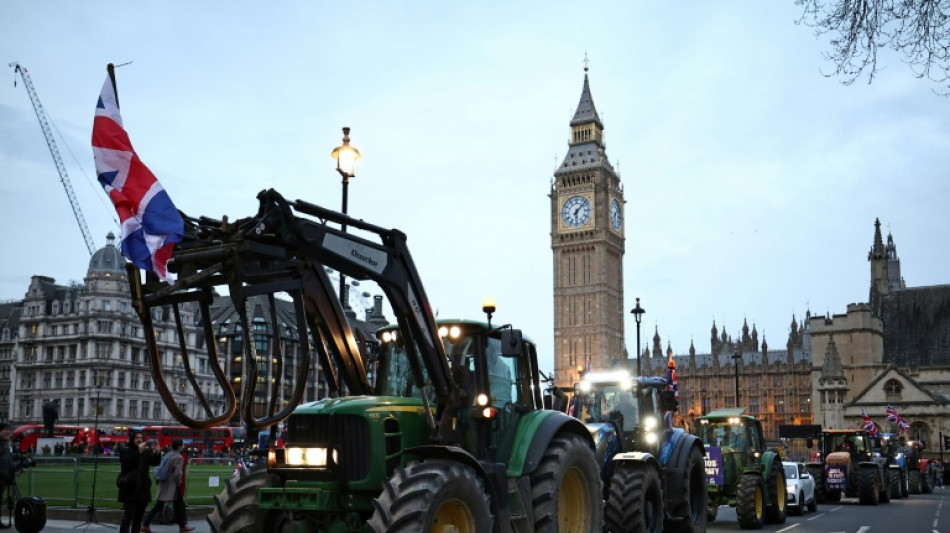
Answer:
top-left (10, 61), bottom-right (96, 255)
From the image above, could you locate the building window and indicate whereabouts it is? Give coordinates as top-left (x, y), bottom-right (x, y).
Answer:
top-left (884, 379), bottom-right (903, 402)
top-left (775, 395), bottom-right (784, 413)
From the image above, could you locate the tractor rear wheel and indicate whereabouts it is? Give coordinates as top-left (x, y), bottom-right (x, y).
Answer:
top-left (605, 463), bottom-right (663, 533)
top-left (857, 465), bottom-right (881, 505)
top-left (763, 456), bottom-right (787, 524)
top-left (888, 469), bottom-right (903, 499)
top-left (531, 433), bottom-right (603, 533)
top-left (207, 465), bottom-right (283, 533)
top-left (909, 469), bottom-right (922, 494)
top-left (736, 473), bottom-right (765, 530)
top-left (922, 465), bottom-right (934, 493)
top-left (666, 444), bottom-right (708, 533)
top-left (806, 465), bottom-right (826, 504)
top-left (368, 459), bottom-right (491, 533)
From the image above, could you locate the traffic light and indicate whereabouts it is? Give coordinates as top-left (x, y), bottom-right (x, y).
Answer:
top-left (943, 434), bottom-right (950, 451)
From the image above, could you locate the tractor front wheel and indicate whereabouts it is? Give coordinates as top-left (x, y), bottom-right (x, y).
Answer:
top-left (605, 463), bottom-right (663, 533)
top-left (857, 465), bottom-right (881, 505)
top-left (736, 473), bottom-right (765, 530)
top-left (531, 433), bottom-right (603, 533)
top-left (806, 465), bottom-right (826, 504)
top-left (764, 456), bottom-right (787, 524)
top-left (667, 444), bottom-right (708, 533)
top-left (368, 459), bottom-right (491, 533)
top-left (207, 465), bottom-right (284, 533)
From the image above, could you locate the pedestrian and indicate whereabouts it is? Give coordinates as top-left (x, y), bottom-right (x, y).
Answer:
top-left (142, 439), bottom-right (194, 533)
top-left (117, 431), bottom-right (160, 533)
top-left (0, 423), bottom-right (16, 528)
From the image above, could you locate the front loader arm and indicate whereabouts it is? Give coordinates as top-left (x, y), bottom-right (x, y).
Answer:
top-left (127, 189), bottom-right (451, 433)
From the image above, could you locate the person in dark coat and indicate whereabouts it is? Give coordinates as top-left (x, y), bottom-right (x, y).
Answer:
top-left (117, 431), bottom-right (160, 533)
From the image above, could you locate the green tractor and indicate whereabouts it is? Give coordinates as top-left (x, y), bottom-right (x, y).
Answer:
top-left (128, 189), bottom-right (603, 532)
top-left (696, 409), bottom-right (787, 529)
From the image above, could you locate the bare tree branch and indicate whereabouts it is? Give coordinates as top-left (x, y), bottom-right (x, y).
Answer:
top-left (796, 0), bottom-right (950, 91)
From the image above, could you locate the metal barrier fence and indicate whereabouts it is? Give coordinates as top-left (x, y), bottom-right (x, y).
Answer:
top-left (14, 455), bottom-right (236, 510)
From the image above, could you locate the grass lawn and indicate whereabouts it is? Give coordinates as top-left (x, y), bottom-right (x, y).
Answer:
top-left (15, 457), bottom-right (235, 510)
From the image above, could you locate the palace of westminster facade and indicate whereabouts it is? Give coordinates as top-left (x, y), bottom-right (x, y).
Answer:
top-left (3, 68), bottom-right (948, 453)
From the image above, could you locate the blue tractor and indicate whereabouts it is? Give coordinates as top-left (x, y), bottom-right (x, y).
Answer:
top-left (571, 370), bottom-right (707, 533)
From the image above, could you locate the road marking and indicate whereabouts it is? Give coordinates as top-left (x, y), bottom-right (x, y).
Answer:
top-left (776, 524), bottom-right (800, 532)
top-left (807, 513), bottom-right (826, 521)
top-left (857, 527), bottom-right (869, 533)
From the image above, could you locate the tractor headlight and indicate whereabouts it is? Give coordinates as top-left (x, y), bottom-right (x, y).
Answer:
top-left (285, 447), bottom-right (337, 467)
top-left (645, 432), bottom-right (658, 445)
top-left (579, 381), bottom-right (592, 392)
top-left (643, 416), bottom-right (658, 432)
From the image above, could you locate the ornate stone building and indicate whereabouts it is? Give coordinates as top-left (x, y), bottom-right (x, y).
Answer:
top-left (811, 219), bottom-right (950, 456)
top-left (0, 233), bottom-right (386, 432)
top-left (639, 318), bottom-right (815, 440)
top-left (550, 66), bottom-right (626, 390)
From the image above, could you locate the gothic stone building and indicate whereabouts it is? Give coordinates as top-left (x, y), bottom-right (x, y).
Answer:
top-left (811, 219), bottom-right (950, 456)
top-left (639, 318), bottom-right (815, 441)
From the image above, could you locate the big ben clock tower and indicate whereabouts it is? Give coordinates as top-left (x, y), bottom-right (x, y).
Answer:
top-left (550, 65), bottom-right (625, 390)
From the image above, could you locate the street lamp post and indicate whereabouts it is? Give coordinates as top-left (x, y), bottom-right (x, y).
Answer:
top-left (330, 127), bottom-right (361, 304)
top-left (732, 350), bottom-right (742, 407)
top-left (631, 298), bottom-right (645, 376)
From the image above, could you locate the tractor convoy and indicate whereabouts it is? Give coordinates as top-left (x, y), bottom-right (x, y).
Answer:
top-left (127, 189), bottom-right (603, 532)
top-left (570, 370), bottom-right (707, 533)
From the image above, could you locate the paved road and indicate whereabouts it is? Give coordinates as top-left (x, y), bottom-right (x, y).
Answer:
top-left (33, 519), bottom-right (211, 533)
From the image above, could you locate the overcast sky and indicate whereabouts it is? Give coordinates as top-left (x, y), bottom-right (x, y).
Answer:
top-left (3, 2), bottom-right (948, 379)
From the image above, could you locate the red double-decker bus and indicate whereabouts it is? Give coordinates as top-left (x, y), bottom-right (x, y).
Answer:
top-left (11, 424), bottom-right (97, 453)
top-left (139, 425), bottom-right (242, 452)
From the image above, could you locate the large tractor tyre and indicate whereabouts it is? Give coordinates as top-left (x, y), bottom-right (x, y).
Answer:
top-left (901, 470), bottom-right (910, 497)
top-left (736, 473), bottom-right (766, 530)
top-left (763, 457), bottom-right (787, 524)
top-left (530, 433), bottom-right (603, 533)
top-left (922, 466), bottom-right (934, 494)
top-left (368, 459), bottom-right (492, 533)
top-left (207, 465), bottom-right (283, 533)
top-left (605, 463), bottom-right (663, 533)
top-left (909, 469), bottom-right (922, 494)
top-left (806, 465), bottom-right (826, 504)
top-left (857, 465), bottom-right (881, 505)
top-left (888, 469), bottom-right (903, 499)
top-left (879, 468), bottom-right (891, 503)
top-left (666, 445), bottom-right (708, 533)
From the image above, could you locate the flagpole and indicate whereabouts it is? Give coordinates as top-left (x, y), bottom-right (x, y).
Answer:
top-left (107, 63), bottom-right (118, 107)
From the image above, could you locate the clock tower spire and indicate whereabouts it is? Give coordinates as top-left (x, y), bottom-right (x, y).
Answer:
top-left (550, 64), bottom-right (626, 390)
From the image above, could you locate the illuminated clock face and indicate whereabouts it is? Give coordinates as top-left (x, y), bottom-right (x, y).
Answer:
top-left (561, 196), bottom-right (591, 228)
top-left (610, 198), bottom-right (622, 231)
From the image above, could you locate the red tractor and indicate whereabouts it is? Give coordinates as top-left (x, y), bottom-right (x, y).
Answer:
top-left (902, 440), bottom-right (938, 494)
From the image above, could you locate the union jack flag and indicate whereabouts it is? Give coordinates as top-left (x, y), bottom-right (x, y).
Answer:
top-left (898, 417), bottom-right (910, 433)
top-left (92, 66), bottom-right (183, 282)
top-left (886, 404), bottom-right (900, 423)
top-left (861, 409), bottom-right (878, 436)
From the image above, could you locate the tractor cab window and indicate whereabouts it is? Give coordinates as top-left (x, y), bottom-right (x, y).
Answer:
top-left (376, 337), bottom-right (434, 401)
top-left (701, 421), bottom-right (748, 451)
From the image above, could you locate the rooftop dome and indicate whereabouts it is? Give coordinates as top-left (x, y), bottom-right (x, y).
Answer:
top-left (88, 232), bottom-right (126, 275)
